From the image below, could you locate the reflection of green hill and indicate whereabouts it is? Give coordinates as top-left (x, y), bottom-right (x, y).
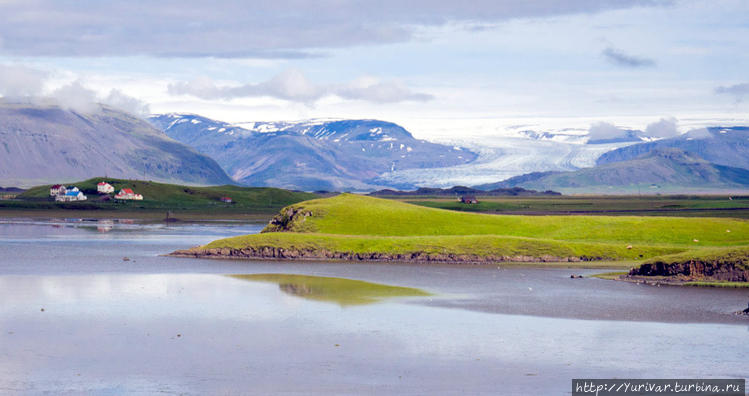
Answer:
top-left (230, 274), bottom-right (430, 306)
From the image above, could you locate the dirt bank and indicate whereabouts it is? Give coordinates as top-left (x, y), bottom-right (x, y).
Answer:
top-left (169, 246), bottom-right (606, 264)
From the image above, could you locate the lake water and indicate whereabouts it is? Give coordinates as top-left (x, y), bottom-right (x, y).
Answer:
top-left (1, 218), bottom-right (747, 395)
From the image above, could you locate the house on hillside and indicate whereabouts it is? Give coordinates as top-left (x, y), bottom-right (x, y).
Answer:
top-left (97, 182), bottom-right (115, 194)
top-left (114, 188), bottom-right (143, 200)
top-left (50, 184), bottom-right (66, 197)
top-left (220, 196), bottom-right (233, 203)
top-left (56, 190), bottom-right (87, 202)
top-left (460, 195), bottom-right (478, 204)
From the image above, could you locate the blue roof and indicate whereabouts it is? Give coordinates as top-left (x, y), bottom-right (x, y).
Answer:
top-left (65, 191), bottom-right (79, 196)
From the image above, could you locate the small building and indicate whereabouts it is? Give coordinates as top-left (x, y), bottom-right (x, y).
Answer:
top-left (114, 188), bottom-right (143, 200)
top-left (460, 195), bottom-right (478, 204)
top-left (50, 184), bottom-right (66, 197)
top-left (55, 190), bottom-right (87, 202)
top-left (220, 197), bottom-right (233, 203)
top-left (97, 182), bottom-right (115, 194)
top-left (66, 186), bottom-right (80, 193)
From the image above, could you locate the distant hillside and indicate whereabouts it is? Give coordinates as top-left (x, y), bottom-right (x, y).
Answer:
top-left (479, 149), bottom-right (749, 194)
top-left (0, 103), bottom-right (233, 187)
top-left (597, 126), bottom-right (749, 169)
top-left (16, 177), bottom-right (317, 212)
top-left (149, 114), bottom-right (477, 191)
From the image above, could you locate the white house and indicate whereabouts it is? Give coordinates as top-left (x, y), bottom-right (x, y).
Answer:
top-left (55, 190), bottom-right (87, 202)
top-left (114, 188), bottom-right (143, 200)
top-left (97, 182), bottom-right (115, 194)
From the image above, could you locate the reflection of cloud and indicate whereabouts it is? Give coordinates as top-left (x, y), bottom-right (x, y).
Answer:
top-left (602, 47), bottom-right (655, 68)
top-left (0, 1), bottom-right (663, 58)
top-left (168, 70), bottom-right (433, 104)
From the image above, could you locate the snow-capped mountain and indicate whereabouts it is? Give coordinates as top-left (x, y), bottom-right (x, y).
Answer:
top-left (149, 114), bottom-right (477, 191)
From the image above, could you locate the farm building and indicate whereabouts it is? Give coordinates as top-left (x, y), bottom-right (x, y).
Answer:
top-left (97, 182), bottom-right (115, 194)
top-left (50, 184), bottom-right (66, 196)
top-left (220, 197), bottom-right (233, 203)
top-left (55, 190), bottom-right (87, 202)
top-left (114, 188), bottom-right (143, 200)
top-left (460, 195), bottom-right (478, 204)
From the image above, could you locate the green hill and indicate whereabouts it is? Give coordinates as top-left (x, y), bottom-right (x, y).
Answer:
top-left (176, 194), bottom-right (749, 265)
top-left (12, 177), bottom-right (318, 213)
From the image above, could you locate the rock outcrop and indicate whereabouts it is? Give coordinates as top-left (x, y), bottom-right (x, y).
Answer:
top-left (170, 246), bottom-right (604, 264)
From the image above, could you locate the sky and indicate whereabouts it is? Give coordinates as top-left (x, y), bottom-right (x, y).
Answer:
top-left (1, 0), bottom-right (748, 140)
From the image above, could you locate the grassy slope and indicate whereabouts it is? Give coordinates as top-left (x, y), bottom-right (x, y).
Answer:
top-left (270, 194), bottom-right (749, 246)
top-left (13, 178), bottom-right (317, 213)
top-left (198, 194), bottom-right (749, 263)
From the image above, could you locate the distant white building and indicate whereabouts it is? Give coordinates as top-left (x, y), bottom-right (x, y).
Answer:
top-left (55, 190), bottom-right (87, 202)
top-left (114, 188), bottom-right (143, 200)
top-left (50, 184), bottom-right (66, 197)
top-left (97, 182), bottom-right (115, 194)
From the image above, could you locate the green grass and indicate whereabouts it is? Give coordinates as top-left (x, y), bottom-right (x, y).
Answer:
top-left (206, 232), bottom-right (684, 261)
top-left (638, 246), bottom-right (749, 271)
top-left (11, 177), bottom-right (318, 214)
top-left (265, 194), bottom-right (749, 246)
top-left (589, 271), bottom-right (629, 280)
top-left (192, 194), bottom-right (749, 266)
top-left (229, 273), bottom-right (430, 305)
top-left (403, 195), bottom-right (749, 218)
top-left (683, 281), bottom-right (749, 288)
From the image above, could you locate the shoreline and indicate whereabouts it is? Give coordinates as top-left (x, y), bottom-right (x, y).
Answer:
top-left (0, 208), bottom-right (273, 221)
top-left (168, 247), bottom-right (635, 269)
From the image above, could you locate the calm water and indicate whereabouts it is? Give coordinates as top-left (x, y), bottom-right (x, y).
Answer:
top-left (0, 218), bottom-right (747, 395)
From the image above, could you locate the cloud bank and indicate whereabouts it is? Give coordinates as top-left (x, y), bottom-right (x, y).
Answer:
top-left (0, 0), bottom-right (665, 58)
top-left (602, 47), bottom-right (656, 68)
top-left (0, 64), bottom-right (150, 116)
top-left (168, 70), bottom-right (433, 104)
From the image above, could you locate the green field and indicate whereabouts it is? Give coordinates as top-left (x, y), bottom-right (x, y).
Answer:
top-left (194, 194), bottom-right (749, 266)
top-left (397, 195), bottom-right (749, 218)
top-left (3, 178), bottom-right (318, 217)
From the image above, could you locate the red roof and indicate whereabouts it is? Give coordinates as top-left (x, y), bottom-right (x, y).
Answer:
top-left (98, 182), bottom-right (108, 185)
top-left (51, 184), bottom-right (63, 189)
top-left (121, 188), bottom-right (134, 194)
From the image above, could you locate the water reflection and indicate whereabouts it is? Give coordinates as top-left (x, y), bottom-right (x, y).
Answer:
top-left (231, 273), bottom-right (431, 306)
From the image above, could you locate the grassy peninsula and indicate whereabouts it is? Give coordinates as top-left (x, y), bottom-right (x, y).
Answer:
top-left (173, 194), bottom-right (749, 275)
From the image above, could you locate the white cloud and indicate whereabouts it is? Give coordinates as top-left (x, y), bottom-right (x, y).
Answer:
top-left (49, 81), bottom-right (99, 113)
top-left (102, 89), bottom-right (151, 117)
top-left (645, 117), bottom-right (679, 138)
top-left (588, 121), bottom-right (629, 140)
top-left (0, 64), bottom-right (48, 99)
top-left (168, 70), bottom-right (433, 105)
top-left (0, 63), bottom-right (151, 116)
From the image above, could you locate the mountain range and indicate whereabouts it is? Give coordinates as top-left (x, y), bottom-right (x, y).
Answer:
top-left (597, 126), bottom-right (749, 169)
top-left (0, 103), bottom-right (233, 187)
top-left (476, 148), bottom-right (749, 194)
top-left (149, 114), bottom-right (477, 191)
